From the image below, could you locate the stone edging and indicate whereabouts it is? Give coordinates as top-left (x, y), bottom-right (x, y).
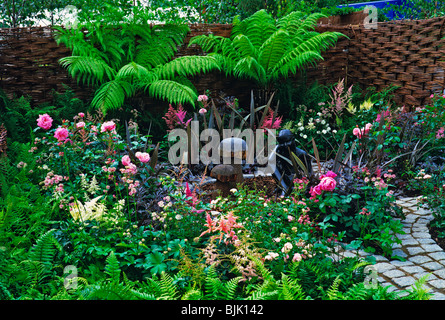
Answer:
top-left (339, 196), bottom-right (445, 300)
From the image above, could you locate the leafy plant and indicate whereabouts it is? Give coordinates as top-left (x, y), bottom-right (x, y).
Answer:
top-left (189, 9), bottom-right (344, 95)
top-left (56, 17), bottom-right (219, 113)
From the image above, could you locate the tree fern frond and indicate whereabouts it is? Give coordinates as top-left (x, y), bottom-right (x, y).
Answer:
top-left (92, 79), bottom-right (134, 112)
top-left (232, 34), bottom-right (258, 59)
top-left (258, 29), bottom-right (291, 73)
top-left (234, 56), bottom-right (267, 85)
top-left (156, 55), bottom-right (220, 80)
top-left (147, 80), bottom-right (198, 107)
top-left (59, 56), bottom-right (116, 86)
top-left (116, 62), bottom-right (150, 81)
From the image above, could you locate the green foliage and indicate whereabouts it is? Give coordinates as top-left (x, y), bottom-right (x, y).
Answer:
top-left (189, 9), bottom-right (344, 92)
top-left (56, 18), bottom-right (219, 113)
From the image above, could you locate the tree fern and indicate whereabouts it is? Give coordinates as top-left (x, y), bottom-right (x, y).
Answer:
top-left (189, 9), bottom-right (345, 92)
top-left (57, 21), bottom-right (216, 113)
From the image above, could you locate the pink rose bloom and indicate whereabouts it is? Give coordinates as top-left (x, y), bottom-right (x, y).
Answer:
top-left (353, 127), bottom-right (362, 138)
top-left (101, 121), bottom-right (116, 133)
top-left (363, 123), bottom-right (372, 135)
top-left (198, 95), bottom-right (208, 102)
top-left (76, 121), bottom-right (85, 129)
top-left (37, 114), bottom-right (53, 130)
top-left (199, 108), bottom-right (207, 114)
top-left (78, 112), bottom-right (85, 117)
top-left (135, 151), bottom-right (150, 163)
top-left (319, 177), bottom-right (337, 192)
top-left (121, 155), bottom-right (131, 166)
top-left (310, 184), bottom-right (322, 197)
top-left (54, 127), bottom-right (69, 142)
top-left (321, 171), bottom-right (337, 179)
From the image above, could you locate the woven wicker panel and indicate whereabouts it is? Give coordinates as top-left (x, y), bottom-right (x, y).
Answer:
top-left (1, 18), bottom-right (445, 109)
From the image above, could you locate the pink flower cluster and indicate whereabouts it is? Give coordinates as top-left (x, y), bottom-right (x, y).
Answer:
top-left (309, 171), bottom-right (337, 198)
top-left (437, 127), bottom-right (445, 139)
top-left (37, 114), bottom-right (53, 130)
top-left (359, 207), bottom-right (370, 216)
top-left (298, 214), bottom-right (311, 225)
top-left (41, 171), bottom-right (69, 191)
top-left (352, 123), bottom-right (372, 139)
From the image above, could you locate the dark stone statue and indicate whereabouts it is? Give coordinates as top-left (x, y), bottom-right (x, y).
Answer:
top-left (272, 129), bottom-right (312, 193)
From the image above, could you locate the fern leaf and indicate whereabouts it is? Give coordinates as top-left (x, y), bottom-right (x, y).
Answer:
top-left (147, 80), bottom-right (198, 107)
top-left (92, 79), bottom-right (134, 112)
top-left (326, 276), bottom-right (343, 300)
top-left (158, 272), bottom-right (179, 300)
top-left (104, 252), bottom-right (121, 284)
top-left (156, 55), bottom-right (220, 80)
top-left (59, 56), bottom-right (116, 86)
top-left (28, 229), bottom-right (61, 269)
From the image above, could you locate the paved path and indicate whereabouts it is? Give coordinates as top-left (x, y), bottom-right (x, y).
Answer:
top-left (339, 197), bottom-right (445, 300)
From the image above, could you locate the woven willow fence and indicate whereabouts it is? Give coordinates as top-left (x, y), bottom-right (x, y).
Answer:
top-left (0, 18), bottom-right (445, 108)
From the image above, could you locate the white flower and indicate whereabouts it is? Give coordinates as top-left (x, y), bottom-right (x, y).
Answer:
top-left (273, 237), bottom-right (281, 243)
top-left (158, 201), bottom-right (165, 208)
top-left (175, 214), bottom-right (183, 220)
top-left (303, 135), bottom-right (307, 139)
top-left (230, 188), bottom-right (237, 193)
top-left (322, 130), bottom-right (327, 134)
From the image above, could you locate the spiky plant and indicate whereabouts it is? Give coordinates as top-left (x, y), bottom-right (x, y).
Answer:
top-left (56, 21), bottom-right (219, 114)
top-left (189, 10), bottom-right (344, 94)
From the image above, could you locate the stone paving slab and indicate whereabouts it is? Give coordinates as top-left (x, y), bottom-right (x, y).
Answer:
top-left (339, 197), bottom-right (445, 300)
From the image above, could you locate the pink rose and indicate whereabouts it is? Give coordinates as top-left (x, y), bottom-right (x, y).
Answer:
top-left (76, 121), bottom-right (85, 128)
top-left (321, 171), bottom-right (337, 179)
top-left (121, 155), bottom-right (131, 166)
top-left (54, 127), bottom-right (69, 142)
top-left (135, 151), bottom-right (150, 163)
top-left (101, 121), bottom-right (116, 133)
top-left (37, 114), bottom-right (53, 130)
top-left (78, 112), bottom-right (85, 118)
top-left (363, 123), bottom-right (372, 135)
top-left (310, 184), bottom-right (322, 198)
top-left (353, 127), bottom-right (362, 138)
top-left (319, 177), bottom-right (336, 192)
top-left (198, 95), bottom-right (208, 102)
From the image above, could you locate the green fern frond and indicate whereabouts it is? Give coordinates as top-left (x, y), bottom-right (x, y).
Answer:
top-left (258, 29), bottom-right (291, 73)
top-left (104, 252), bottom-right (121, 283)
top-left (279, 273), bottom-right (305, 300)
top-left (116, 61), bottom-right (151, 81)
top-left (92, 79), bottom-right (134, 112)
top-left (147, 80), bottom-right (198, 107)
top-left (59, 56), bottom-right (116, 86)
top-left (181, 288), bottom-right (203, 300)
top-left (156, 55), bottom-right (220, 80)
top-left (158, 272), bottom-right (180, 300)
top-left (326, 276), bottom-right (342, 300)
top-left (28, 229), bottom-right (61, 269)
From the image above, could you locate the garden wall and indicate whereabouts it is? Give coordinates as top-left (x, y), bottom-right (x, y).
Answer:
top-left (0, 16), bottom-right (445, 109)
